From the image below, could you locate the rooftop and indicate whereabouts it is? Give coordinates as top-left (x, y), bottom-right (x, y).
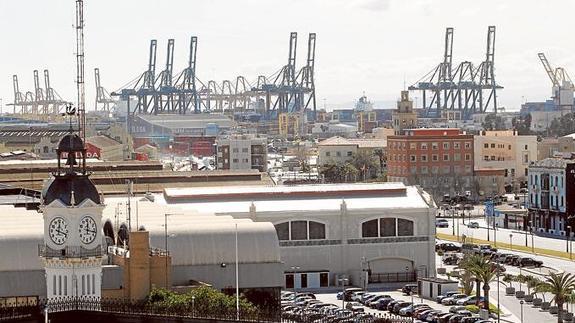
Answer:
top-left (138, 114), bottom-right (235, 130)
top-left (86, 135), bottom-right (122, 148)
top-left (163, 183), bottom-right (434, 213)
top-left (318, 136), bottom-right (387, 148)
top-left (531, 157), bottom-right (575, 169)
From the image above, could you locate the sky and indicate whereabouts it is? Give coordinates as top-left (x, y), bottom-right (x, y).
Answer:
top-left (0, 0), bottom-right (573, 112)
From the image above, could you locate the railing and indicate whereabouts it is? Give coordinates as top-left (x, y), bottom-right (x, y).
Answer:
top-left (0, 297), bottom-right (415, 322)
top-left (38, 245), bottom-right (103, 258)
top-left (369, 272), bottom-right (417, 283)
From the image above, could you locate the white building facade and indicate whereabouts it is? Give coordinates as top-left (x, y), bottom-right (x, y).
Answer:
top-left (163, 183), bottom-right (437, 289)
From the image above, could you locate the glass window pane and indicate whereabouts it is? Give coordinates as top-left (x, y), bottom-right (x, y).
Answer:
top-left (398, 218), bottom-right (414, 236)
top-left (274, 222), bottom-right (290, 241)
top-left (291, 221), bottom-right (308, 240)
top-left (362, 219), bottom-right (378, 238)
top-left (309, 221), bottom-right (326, 240)
top-left (380, 218), bottom-right (396, 237)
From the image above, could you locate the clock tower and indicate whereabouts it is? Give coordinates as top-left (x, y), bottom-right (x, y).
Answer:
top-left (39, 130), bottom-right (104, 301)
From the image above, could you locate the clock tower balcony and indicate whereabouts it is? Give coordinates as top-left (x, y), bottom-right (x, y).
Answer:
top-left (38, 244), bottom-right (104, 259)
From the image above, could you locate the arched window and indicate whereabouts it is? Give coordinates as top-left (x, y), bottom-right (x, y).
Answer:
top-left (274, 221), bottom-right (326, 241)
top-left (361, 217), bottom-right (414, 238)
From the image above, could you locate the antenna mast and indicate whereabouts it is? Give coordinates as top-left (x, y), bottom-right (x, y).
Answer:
top-left (75, 0), bottom-right (86, 140)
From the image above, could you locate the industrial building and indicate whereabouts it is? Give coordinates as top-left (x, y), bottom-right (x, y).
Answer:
top-left (163, 183), bottom-right (437, 289)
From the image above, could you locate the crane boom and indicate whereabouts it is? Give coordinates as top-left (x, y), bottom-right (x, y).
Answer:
top-left (538, 52), bottom-right (559, 87)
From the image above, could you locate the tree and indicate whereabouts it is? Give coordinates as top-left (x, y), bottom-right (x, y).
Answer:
top-left (502, 274), bottom-right (516, 289)
top-left (350, 150), bottom-right (379, 181)
top-left (460, 254), bottom-right (497, 311)
top-left (482, 113), bottom-right (506, 131)
top-left (538, 272), bottom-right (575, 323)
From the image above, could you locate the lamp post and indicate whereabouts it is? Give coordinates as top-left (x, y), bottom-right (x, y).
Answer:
top-left (191, 296), bottom-right (195, 317)
top-left (291, 266), bottom-right (300, 300)
top-left (338, 277), bottom-right (349, 309)
top-left (451, 205), bottom-right (456, 236)
top-left (531, 227), bottom-right (535, 254)
top-left (509, 233), bottom-right (513, 251)
top-left (164, 213), bottom-right (170, 288)
top-left (520, 300), bottom-right (524, 323)
top-left (235, 223), bottom-right (240, 321)
top-left (497, 268), bottom-right (500, 323)
top-left (567, 226), bottom-right (571, 254)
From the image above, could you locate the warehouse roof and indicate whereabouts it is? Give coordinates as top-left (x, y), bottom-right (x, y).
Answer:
top-left (138, 114), bottom-right (234, 130)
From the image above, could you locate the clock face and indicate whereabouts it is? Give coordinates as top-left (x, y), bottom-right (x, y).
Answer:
top-left (79, 216), bottom-right (98, 244)
top-left (49, 217), bottom-right (69, 245)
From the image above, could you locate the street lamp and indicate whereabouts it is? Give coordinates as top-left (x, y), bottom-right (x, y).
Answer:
top-left (338, 277), bottom-right (349, 309)
top-left (191, 296), bottom-right (195, 317)
top-left (520, 300), bottom-right (524, 323)
top-left (496, 267), bottom-right (500, 323)
top-left (567, 226), bottom-right (572, 254)
top-left (509, 233), bottom-right (513, 251)
top-left (291, 266), bottom-right (300, 300)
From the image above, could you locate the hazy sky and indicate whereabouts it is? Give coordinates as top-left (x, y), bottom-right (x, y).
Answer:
top-left (0, 0), bottom-right (574, 112)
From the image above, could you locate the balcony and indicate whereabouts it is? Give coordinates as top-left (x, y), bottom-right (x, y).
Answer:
top-left (38, 244), bottom-right (103, 258)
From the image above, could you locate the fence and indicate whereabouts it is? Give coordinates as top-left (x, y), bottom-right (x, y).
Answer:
top-left (0, 297), bottom-right (414, 323)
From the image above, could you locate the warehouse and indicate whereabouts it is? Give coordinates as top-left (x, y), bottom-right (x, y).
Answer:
top-left (163, 182), bottom-right (437, 289)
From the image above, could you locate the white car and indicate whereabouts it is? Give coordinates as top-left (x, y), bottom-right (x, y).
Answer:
top-left (345, 302), bottom-right (364, 313)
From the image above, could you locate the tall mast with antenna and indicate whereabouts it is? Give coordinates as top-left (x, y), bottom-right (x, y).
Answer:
top-left (75, 0), bottom-right (86, 140)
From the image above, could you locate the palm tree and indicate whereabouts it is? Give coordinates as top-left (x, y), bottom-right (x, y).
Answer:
top-left (502, 274), bottom-right (515, 289)
top-left (460, 254), bottom-right (497, 311)
top-left (539, 272), bottom-right (575, 323)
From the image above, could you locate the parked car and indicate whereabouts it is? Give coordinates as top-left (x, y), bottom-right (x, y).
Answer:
top-left (442, 254), bottom-right (461, 266)
top-left (436, 242), bottom-right (461, 252)
top-left (449, 306), bottom-right (467, 314)
top-left (436, 291), bottom-right (460, 303)
top-left (518, 257), bottom-right (543, 267)
top-left (399, 303), bottom-right (430, 316)
top-left (392, 301), bottom-right (412, 314)
top-left (505, 255), bottom-right (520, 265)
top-left (351, 291), bottom-right (366, 302)
top-left (461, 317), bottom-right (483, 323)
top-left (386, 300), bottom-right (401, 312)
top-left (343, 287), bottom-right (363, 301)
top-left (402, 283), bottom-right (418, 295)
top-left (376, 297), bottom-right (395, 310)
top-left (441, 294), bottom-right (468, 305)
top-left (456, 296), bottom-right (484, 306)
top-left (461, 243), bottom-right (479, 254)
top-left (436, 219), bottom-right (450, 228)
top-left (367, 295), bottom-right (391, 308)
top-left (468, 222), bottom-right (480, 228)
top-left (437, 313), bottom-right (454, 323)
top-left (345, 302), bottom-right (364, 312)
top-left (478, 244), bottom-right (497, 253)
top-left (491, 263), bottom-right (506, 273)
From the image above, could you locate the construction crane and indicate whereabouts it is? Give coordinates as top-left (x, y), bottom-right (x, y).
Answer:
top-left (538, 52), bottom-right (574, 111)
top-left (409, 26), bottom-right (503, 119)
top-left (94, 68), bottom-right (115, 112)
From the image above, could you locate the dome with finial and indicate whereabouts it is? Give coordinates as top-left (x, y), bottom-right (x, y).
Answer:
top-left (57, 133), bottom-right (85, 152)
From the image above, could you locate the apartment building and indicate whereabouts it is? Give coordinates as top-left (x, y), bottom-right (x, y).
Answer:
top-left (473, 130), bottom-right (537, 188)
top-left (527, 157), bottom-right (575, 236)
top-left (387, 128), bottom-right (474, 200)
top-left (216, 134), bottom-right (267, 172)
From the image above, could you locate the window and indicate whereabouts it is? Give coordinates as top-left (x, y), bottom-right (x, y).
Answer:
top-left (380, 218), bottom-right (396, 237)
top-left (523, 153), bottom-right (529, 164)
top-left (432, 166), bottom-right (439, 174)
top-left (92, 274), bottom-right (96, 295)
top-left (410, 155), bottom-right (416, 162)
top-left (442, 166), bottom-right (450, 174)
top-left (432, 142), bottom-right (439, 150)
top-left (443, 143), bottom-right (450, 149)
top-left (43, 146), bottom-right (49, 154)
top-left (326, 152), bottom-right (331, 157)
top-left (525, 145), bottom-right (528, 150)
top-left (432, 154), bottom-right (438, 161)
top-left (275, 221), bottom-right (326, 241)
top-left (81, 275), bottom-right (85, 296)
top-left (508, 145), bottom-right (512, 150)
top-left (421, 166), bottom-right (428, 174)
top-left (309, 221), bottom-right (326, 240)
top-left (484, 143), bottom-right (489, 148)
top-left (465, 154), bottom-right (471, 161)
top-left (410, 143), bottom-right (416, 149)
top-left (410, 166), bottom-right (417, 174)
top-left (242, 148), bottom-right (249, 153)
top-left (421, 155), bottom-right (428, 162)
top-left (484, 156), bottom-right (489, 161)
top-left (347, 151), bottom-right (353, 157)
top-left (87, 273), bottom-right (91, 295)
top-left (232, 158), bottom-right (239, 163)
top-left (290, 221), bottom-right (308, 240)
top-left (490, 156), bottom-right (495, 161)
top-left (443, 154), bottom-right (449, 161)
top-left (336, 151), bottom-right (341, 157)
top-left (465, 142), bottom-right (471, 149)
top-left (397, 219), bottom-right (414, 236)
top-left (490, 143), bottom-right (495, 148)
top-left (454, 153), bottom-right (461, 161)
top-left (362, 219), bottom-right (378, 238)
top-left (53, 276), bottom-right (56, 296)
top-left (232, 148), bottom-right (239, 153)
top-left (274, 222), bottom-right (289, 240)
top-left (454, 166), bottom-right (460, 174)
top-left (454, 142), bottom-right (460, 149)
top-left (421, 143), bottom-right (428, 150)
top-left (465, 165), bottom-right (472, 174)
top-left (243, 158), bottom-right (249, 163)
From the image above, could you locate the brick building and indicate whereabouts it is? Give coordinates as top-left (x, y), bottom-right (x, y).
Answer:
top-left (387, 128), bottom-right (474, 200)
